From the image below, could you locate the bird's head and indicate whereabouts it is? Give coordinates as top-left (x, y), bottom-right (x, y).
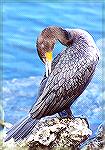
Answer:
top-left (36, 26), bottom-right (73, 77)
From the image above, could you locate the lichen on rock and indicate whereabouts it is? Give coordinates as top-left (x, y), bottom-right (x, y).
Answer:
top-left (2, 116), bottom-right (93, 150)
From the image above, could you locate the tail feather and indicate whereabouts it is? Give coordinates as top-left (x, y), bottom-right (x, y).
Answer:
top-left (6, 116), bottom-right (30, 134)
top-left (14, 117), bottom-right (38, 141)
top-left (4, 116), bottom-right (39, 142)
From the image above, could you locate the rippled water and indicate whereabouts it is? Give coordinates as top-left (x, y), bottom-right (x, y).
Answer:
top-left (2, 2), bottom-right (104, 135)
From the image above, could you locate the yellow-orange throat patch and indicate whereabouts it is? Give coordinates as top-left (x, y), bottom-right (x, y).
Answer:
top-left (46, 51), bottom-right (52, 62)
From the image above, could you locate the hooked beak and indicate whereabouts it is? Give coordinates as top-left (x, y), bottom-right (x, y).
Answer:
top-left (45, 51), bottom-right (52, 77)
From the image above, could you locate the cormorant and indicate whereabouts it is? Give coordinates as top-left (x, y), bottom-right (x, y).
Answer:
top-left (4, 26), bottom-right (100, 142)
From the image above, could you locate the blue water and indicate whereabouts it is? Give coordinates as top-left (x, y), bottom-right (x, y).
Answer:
top-left (2, 2), bottom-right (104, 136)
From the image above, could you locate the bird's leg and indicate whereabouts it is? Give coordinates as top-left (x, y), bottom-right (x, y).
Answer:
top-left (65, 107), bottom-right (74, 119)
top-left (58, 112), bottom-right (64, 118)
top-left (58, 107), bottom-right (74, 119)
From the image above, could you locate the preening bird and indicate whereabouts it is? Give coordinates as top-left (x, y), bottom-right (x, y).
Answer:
top-left (4, 26), bottom-right (100, 142)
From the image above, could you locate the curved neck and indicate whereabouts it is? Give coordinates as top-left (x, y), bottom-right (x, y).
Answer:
top-left (41, 26), bottom-right (73, 46)
top-left (51, 26), bottom-right (73, 46)
top-left (36, 26), bottom-right (73, 63)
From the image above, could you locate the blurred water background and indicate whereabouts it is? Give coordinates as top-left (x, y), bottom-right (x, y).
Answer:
top-left (2, 2), bottom-right (105, 136)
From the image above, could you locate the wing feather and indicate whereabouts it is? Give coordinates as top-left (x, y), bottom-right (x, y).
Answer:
top-left (30, 46), bottom-right (99, 119)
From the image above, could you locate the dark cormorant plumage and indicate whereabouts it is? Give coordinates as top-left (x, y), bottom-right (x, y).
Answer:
top-left (4, 26), bottom-right (99, 142)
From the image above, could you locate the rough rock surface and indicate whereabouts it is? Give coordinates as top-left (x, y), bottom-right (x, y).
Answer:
top-left (2, 116), bottom-right (92, 150)
top-left (27, 117), bottom-right (92, 150)
top-left (81, 121), bottom-right (105, 150)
